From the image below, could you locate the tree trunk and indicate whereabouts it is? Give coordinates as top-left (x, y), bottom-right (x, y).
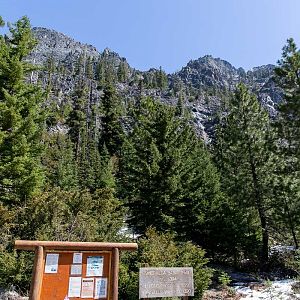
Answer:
top-left (284, 199), bottom-right (299, 249)
top-left (248, 144), bottom-right (269, 265)
top-left (257, 204), bottom-right (269, 265)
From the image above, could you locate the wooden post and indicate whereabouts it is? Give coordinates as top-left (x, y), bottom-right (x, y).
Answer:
top-left (112, 248), bottom-right (120, 300)
top-left (29, 246), bottom-right (44, 300)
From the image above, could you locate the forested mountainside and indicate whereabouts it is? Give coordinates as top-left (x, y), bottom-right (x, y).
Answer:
top-left (29, 27), bottom-right (282, 140)
top-left (1, 17), bottom-right (300, 299)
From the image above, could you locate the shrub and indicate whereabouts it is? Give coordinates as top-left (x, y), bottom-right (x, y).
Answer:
top-left (119, 228), bottom-right (213, 299)
top-left (0, 188), bottom-right (126, 292)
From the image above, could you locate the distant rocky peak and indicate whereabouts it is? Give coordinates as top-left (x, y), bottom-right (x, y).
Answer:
top-left (103, 47), bottom-right (112, 55)
top-left (193, 55), bottom-right (237, 70)
top-left (101, 47), bottom-right (127, 64)
top-left (177, 55), bottom-right (241, 90)
top-left (32, 27), bottom-right (97, 55)
top-left (31, 27), bottom-right (100, 66)
top-left (247, 64), bottom-right (275, 80)
top-left (31, 27), bottom-right (129, 71)
top-left (185, 55), bottom-right (238, 72)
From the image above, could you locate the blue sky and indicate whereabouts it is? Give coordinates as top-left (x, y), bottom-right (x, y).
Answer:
top-left (1, 0), bottom-right (300, 73)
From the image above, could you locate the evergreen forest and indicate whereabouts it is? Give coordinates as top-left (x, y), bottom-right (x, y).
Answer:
top-left (1, 16), bottom-right (300, 299)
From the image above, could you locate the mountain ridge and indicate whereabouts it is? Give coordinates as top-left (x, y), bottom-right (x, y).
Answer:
top-left (32, 27), bottom-right (276, 77)
top-left (29, 27), bottom-right (282, 140)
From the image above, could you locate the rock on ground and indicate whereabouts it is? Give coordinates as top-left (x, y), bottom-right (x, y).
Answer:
top-left (0, 290), bottom-right (28, 300)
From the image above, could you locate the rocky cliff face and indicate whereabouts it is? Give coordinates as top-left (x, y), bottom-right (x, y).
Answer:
top-left (30, 28), bottom-right (130, 71)
top-left (29, 27), bottom-right (282, 141)
top-left (30, 27), bottom-right (99, 64)
top-left (171, 56), bottom-right (282, 139)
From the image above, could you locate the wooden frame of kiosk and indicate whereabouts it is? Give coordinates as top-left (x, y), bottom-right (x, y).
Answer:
top-left (15, 240), bottom-right (138, 300)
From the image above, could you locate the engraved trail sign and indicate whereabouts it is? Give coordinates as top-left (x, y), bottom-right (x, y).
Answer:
top-left (139, 267), bottom-right (194, 299)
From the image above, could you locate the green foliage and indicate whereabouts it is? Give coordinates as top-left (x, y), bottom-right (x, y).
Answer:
top-left (67, 81), bottom-right (88, 156)
top-left (214, 84), bottom-right (277, 264)
top-left (273, 39), bottom-right (300, 249)
top-left (95, 54), bottom-right (118, 87)
top-left (0, 16), bottom-right (45, 205)
top-left (64, 78), bottom-right (118, 191)
top-left (85, 56), bottom-right (94, 79)
top-left (0, 16), bottom-right (5, 27)
top-left (175, 92), bottom-right (185, 116)
top-left (119, 228), bottom-right (212, 300)
top-left (274, 39), bottom-right (300, 155)
top-left (5, 14), bottom-right (300, 297)
top-left (217, 271), bottom-right (231, 288)
top-left (100, 83), bottom-right (124, 156)
top-left (274, 38), bottom-right (300, 163)
top-left (0, 187), bottom-right (125, 291)
top-left (43, 133), bottom-right (78, 191)
top-left (97, 146), bottom-right (116, 189)
top-left (0, 203), bottom-right (15, 249)
top-left (119, 97), bottom-right (222, 240)
top-left (17, 188), bottom-right (125, 242)
top-left (117, 60), bottom-right (129, 83)
top-left (140, 67), bottom-right (168, 90)
top-left (156, 66), bottom-right (168, 90)
top-left (0, 251), bottom-right (34, 292)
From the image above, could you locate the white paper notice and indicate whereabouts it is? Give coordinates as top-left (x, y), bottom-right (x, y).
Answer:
top-left (94, 278), bottom-right (107, 299)
top-left (81, 278), bottom-right (94, 298)
top-left (44, 253), bottom-right (59, 273)
top-left (86, 256), bottom-right (103, 277)
top-left (68, 277), bottom-right (82, 297)
top-left (71, 264), bottom-right (82, 275)
top-left (73, 253), bottom-right (83, 264)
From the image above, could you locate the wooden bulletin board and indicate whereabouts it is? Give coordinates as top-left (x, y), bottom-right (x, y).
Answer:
top-left (40, 251), bottom-right (111, 300)
top-left (14, 240), bottom-right (138, 300)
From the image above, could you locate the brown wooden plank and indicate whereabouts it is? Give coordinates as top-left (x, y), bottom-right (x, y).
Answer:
top-left (15, 240), bottom-right (138, 251)
top-left (40, 251), bottom-right (111, 300)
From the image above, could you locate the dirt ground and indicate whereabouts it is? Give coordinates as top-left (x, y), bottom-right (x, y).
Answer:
top-left (203, 288), bottom-right (243, 300)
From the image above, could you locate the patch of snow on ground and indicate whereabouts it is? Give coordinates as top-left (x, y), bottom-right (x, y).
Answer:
top-left (235, 279), bottom-right (300, 299)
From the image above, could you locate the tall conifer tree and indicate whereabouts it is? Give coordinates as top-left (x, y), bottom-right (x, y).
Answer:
top-left (100, 83), bottom-right (124, 156)
top-left (214, 84), bottom-right (276, 264)
top-left (0, 16), bottom-right (45, 205)
top-left (119, 97), bottom-right (221, 238)
top-left (273, 38), bottom-right (300, 248)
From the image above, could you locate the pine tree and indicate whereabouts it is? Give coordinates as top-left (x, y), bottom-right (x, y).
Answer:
top-left (273, 38), bottom-right (300, 248)
top-left (275, 38), bottom-right (300, 162)
top-left (117, 61), bottom-right (128, 83)
top-left (119, 97), bottom-right (221, 238)
top-left (156, 66), bottom-right (168, 91)
top-left (85, 56), bottom-right (94, 79)
top-left (175, 92), bottom-right (185, 116)
top-left (97, 145), bottom-right (116, 189)
top-left (214, 84), bottom-right (276, 264)
top-left (99, 83), bottom-right (124, 156)
top-left (67, 81), bottom-right (88, 159)
top-left (43, 133), bottom-right (78, 191)
top-left (44, 55), bottom-right (56, 100)
top-left (74, 53), bottom-right (85, 76)
top-left (95, 58), bottom-right (106, 87)
top-left (0, 16), bottom-right (4, 27)
top-left (0, 16), bottom-right (45, 205)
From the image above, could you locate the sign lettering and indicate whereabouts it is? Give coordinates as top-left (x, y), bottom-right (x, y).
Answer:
top-left (139, 267), bottom-right (194, 299)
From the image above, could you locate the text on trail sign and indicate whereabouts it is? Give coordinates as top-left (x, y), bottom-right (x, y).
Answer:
top-left (139, 267), bottom-right (194, 299)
